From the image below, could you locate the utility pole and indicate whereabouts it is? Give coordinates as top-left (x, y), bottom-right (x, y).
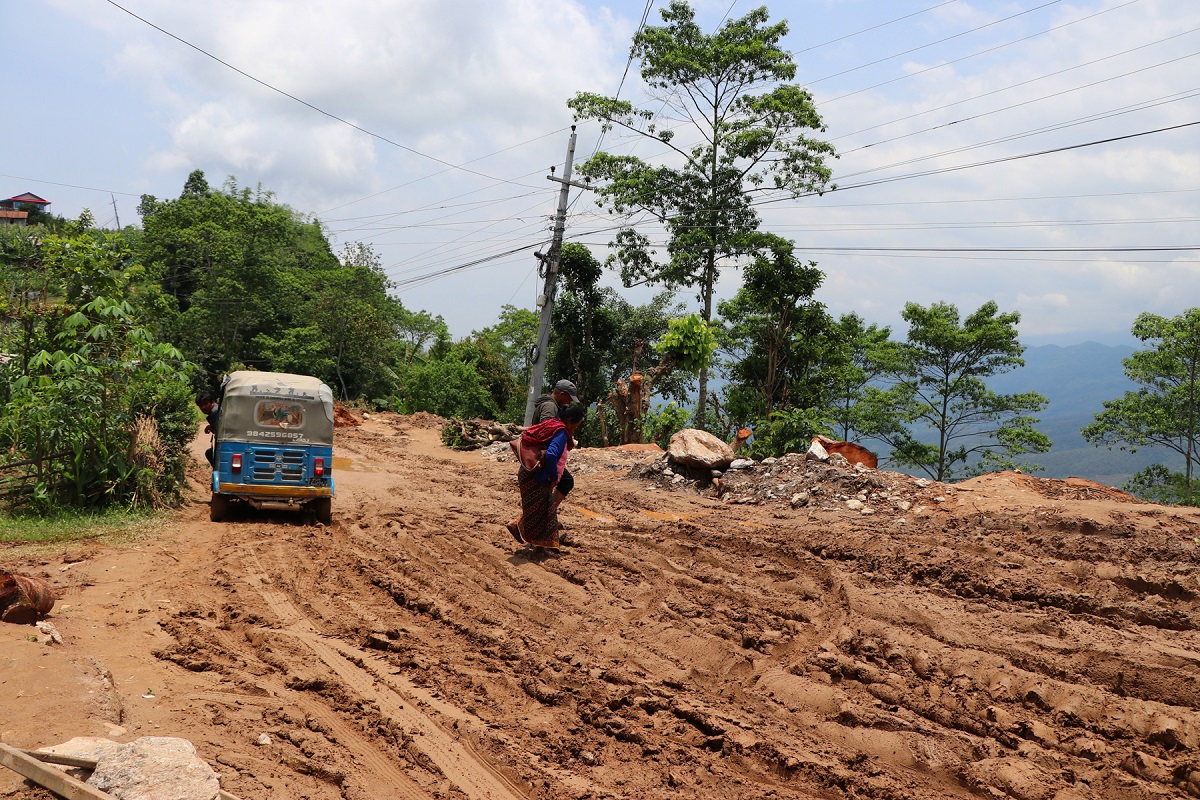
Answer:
top-left (110, 194), bottom-right (121, 229)
top-left (523, 125), bottom-right (586, 426)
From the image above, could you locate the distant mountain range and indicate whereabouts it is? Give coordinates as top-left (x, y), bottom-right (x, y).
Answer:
top-left (981, 342), bottom-right (1175, 486)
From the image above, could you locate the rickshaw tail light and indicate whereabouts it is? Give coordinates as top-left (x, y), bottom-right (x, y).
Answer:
top-left (231, 454), bottom-right (242, 473)
top-left (314, 458), bottom-right (325, 477)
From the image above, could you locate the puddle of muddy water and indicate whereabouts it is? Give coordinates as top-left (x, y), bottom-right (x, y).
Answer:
top-left (332, 457), bottom-right (375, 473)
top-left (574, 507), bottom-right (616, 524)
top-left (639, 510), bottom-right (689, 522)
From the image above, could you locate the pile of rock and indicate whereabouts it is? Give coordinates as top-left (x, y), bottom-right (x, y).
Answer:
top-left (630, 428), bottom-right (951, 517)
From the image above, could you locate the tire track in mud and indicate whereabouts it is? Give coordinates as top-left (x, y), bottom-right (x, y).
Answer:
top-left (141, 419), bottom-right (1200, 799)
top-left (240, 546), bottom-right (528, 800)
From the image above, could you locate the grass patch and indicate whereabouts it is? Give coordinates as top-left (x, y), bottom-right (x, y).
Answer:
top-left (0, 508), bottom-right (162, 546)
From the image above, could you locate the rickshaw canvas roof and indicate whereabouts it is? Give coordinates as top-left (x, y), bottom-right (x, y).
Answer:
top-left (217, 371), bottom-right (335, 446)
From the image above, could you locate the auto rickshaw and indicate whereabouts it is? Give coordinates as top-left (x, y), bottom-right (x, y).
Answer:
top-left (208, 371), bottom-right (335, 523)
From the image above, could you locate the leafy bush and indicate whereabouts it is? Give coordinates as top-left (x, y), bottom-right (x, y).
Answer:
top-left (0, 296), bottom-right (194, 510)
top-left (1125, 464), bottom-right (1199, 507)
top-left (0, 225), bottom-right (195, 511)
top-left (656, 314), bottom-right (716, 375)
top-left (395, 356), bottom-right (500, 420)
top-left (745, 407), bottom-right (829, 459)
top-left (639, 402), bottom-right (691, 450)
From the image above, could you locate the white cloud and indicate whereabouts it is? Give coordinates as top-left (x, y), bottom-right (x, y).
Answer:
top-left (17, 0), bottom-right (1200, 342)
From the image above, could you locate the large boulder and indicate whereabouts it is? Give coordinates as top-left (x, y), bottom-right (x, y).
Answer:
top-left (668, 429), bottom-right (735, 470)
top-left (88, 737), bottom-right (220, 800)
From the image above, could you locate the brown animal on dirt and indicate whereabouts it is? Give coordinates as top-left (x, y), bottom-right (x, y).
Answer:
top-left (731, 428), bottom-right (752, 453)
top-left (0, 569), bottom-right (56, 624)
top-left (812, 435), bottom-right (879, 469)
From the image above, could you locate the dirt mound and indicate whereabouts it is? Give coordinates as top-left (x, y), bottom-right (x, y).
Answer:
top-left (4, 414), bottom-right (1200, 800)
top-left (332, 403), bottom-right (362, 428)
top-left (405, 410), bottom-right (447, 428)
top-left (959, 469), bottom-right (1140, 502)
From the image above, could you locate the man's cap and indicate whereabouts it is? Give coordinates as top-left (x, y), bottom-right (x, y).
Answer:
top-left (553, 379), bottom-right (579, 401)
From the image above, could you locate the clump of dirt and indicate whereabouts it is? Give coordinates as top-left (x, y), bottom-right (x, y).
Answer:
top-left (332, 404), bottom-right (362, 428)
top-left (404, 411), bottom-right (447, 428)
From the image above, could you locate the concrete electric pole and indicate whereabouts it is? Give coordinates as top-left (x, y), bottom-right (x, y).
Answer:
top-left (522, 126), bottom-right (583, 426)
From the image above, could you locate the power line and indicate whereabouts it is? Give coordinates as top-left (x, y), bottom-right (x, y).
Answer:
top-left (318, 127), bottom-right (570, 215)
top-left (797, 120), bottom-right (1200, 198)
top-left (391, 243), bottom-right (542, 291)
top-left (791, 0), bottom-right (959, 56)
top-left (104, 0), bottom-right (538, 188)
top-left (819, 0), bottom-right (1142, 104)
top-left (835, 87), bottom-right (1200, 180)
top-left (831, 25), bottom-right (1200, 144)
top-left (794, 187), bottom-right (1200, 209)
top-left (0, 173), bottom-right (140, 197)
top-left (805, 0), bottom-right (1065, 86)
top-left (797, 245), bottom-right (1200, 252)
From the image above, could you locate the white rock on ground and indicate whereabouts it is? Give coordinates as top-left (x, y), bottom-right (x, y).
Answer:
top-left (86, 737), bottom-right (219, 800)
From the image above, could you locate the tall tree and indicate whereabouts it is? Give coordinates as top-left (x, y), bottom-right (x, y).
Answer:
top-left (137, 172), bottom-right (340, 381)
top-left (827, 313), bottom-right (892, 441)
top-left (1082, 309), bottom-right (1200, 505)
top-left (568, 1), bottom-right (835, 425)
top-left (715, 235), bottom-right (828, 422)
top-left (254, 242), bottom-right (401, 401)
top-left (859, 301), bottom-right (1051, 482)
top-left (550, 287), bottom-right (690, 407)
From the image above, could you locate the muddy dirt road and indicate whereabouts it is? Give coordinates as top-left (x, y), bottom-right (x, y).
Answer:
top-left (4, 411), bottom-right (1200, 800)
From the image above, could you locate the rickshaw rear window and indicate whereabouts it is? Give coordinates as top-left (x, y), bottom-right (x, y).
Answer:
top-left (254, 400), bottom-right (305, 429)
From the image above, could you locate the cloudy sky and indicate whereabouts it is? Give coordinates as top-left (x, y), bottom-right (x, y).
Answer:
top-left (5, 0), bottom-right (1197, 345)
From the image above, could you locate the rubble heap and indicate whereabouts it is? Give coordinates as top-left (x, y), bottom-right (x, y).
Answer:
top-left (632, 450), bottom-right (957, 516)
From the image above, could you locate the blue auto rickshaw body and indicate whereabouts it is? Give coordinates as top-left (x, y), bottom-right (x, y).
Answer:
top-left (209, 371), bottom-right (335, 522)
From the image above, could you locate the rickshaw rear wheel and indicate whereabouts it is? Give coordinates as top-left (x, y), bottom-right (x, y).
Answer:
top-left (210, 493), bottom-right (229, 522)
top-left (313, 497), bottom-right (332, 524)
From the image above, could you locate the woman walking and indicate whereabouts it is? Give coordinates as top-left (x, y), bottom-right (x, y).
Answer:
top-left (507, 404), bottom-right (585, 552)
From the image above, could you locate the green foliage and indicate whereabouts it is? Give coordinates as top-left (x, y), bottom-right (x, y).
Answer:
top-left (138, 172), bottom-right (336, 381)
top-left (716, 240), bottom-right (830, 422)
top-left (1082, 308), bottom-right (1200, 503)
top-left (550, 287), bottom-right (692, 409)
top-left (449, 337), bottom-right (525, 423)
top-left (569, 0), bottom-right (836, 422)
top-left (656, 314), bottom-right (716, 375)
top-left (1124, 464), bottom-right (1198, 506)
top-left (639, 402), bottom-right (691, 450)
top-left (858, 301), bottom-right (1051, 482)
top-left (745, 407), bottom-right (831, 460)
top-left (0, 507), bottom-right (159, 545)
top-left (0, 222), bottom-right (195, 510)
top-left (826, 313), bottom-right (893, 441)
top-left (394, 355), bottom-right (500, 420)
top-left (472, 304), bottom-right (540, 420)
top-left (137, 173), bottom-right (420, 402)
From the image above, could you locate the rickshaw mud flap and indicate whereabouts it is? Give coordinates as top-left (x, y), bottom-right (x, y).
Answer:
top-left (217, 483), bottom-right (333, 498)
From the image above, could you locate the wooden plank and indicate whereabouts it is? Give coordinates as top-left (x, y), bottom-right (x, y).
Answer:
top-left (0, 744), bottom-right (119, 800)
top-left (21, 749), bottom-right (97, 769)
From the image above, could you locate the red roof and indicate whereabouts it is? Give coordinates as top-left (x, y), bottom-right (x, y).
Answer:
top-left (5, 193), bottom-right (49, 205)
